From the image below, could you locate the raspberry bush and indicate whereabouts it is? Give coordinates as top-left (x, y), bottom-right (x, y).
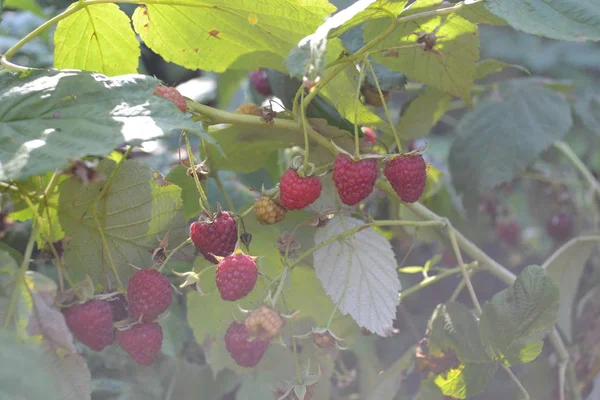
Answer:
top-left (0, 1), bottom-right (598, 399)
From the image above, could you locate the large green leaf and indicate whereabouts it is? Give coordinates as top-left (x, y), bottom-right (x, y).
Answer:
top-left (478, 265), bottom-right (559, 362)
top-left (364, 2), bottom-right (479, 101)
top-left (434, 361), bottom-right (499, 399)
top-left (0, 251), bottom-right (30, 338)
top-left (458, 1), bottom-right (506, 25)
top-left (58, 159), bottom-right (188, 286)
top-left (542, 236), bottom-right (600, 342)
top-left (429, 302), bottom-right (491, 364)
top-left (0, 70), bottom-right (208, 181)
top-left (396, 86), bottom-right (451, 140)
top-left (448, 80), bottom-right (572, 200)
top-left (573, 93), bottom-right (600, 135)
top-left (54, 3), bottom-right (140, 75)
top-left (5, 0), bottom-right (45, 16)
top-left (485, 0), bottom-right (600, 42)
top-left (131, 0), bottom-right (335, 72)
top-left (0, 329), bottom-right (63, 400)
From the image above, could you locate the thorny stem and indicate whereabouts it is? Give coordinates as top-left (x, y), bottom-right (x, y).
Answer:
top-left (364, 59), bottom-right (403, 153)
top-left (184, 132), bottom-right (212, 215)
top-left (159, 237), bottom-right (192, 272)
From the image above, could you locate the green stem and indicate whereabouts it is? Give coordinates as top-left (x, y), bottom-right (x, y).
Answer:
top-left (502, 364), bottom-right (530, 399)
top-left (370, 219), bottom-right (445, 228)
top-left (364, 59), bottom-right (403, 153)
top-left (203, 139), bottom-right (235, 212)
top-left (184, 132), bottom-right (212, 215)
top-left (3, 221), bottom-right (37, 329)
top-left (300, 92), bottom-right (310, 174)
top-left (353, 61), bottom-right (366, 158)
top-left (447, 226), bottom-right (482, 314)
top-left (554, 141), bottom-right (600, 198)
top-left (288, 223), bottom-right (369, 269)
top-left (398, 265), bottom-right (466, 300)
top-left (159, 237), bottom-right (192, 272)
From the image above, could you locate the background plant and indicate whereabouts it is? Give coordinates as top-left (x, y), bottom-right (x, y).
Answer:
top-left (1, 0), bottom-right (600, 399)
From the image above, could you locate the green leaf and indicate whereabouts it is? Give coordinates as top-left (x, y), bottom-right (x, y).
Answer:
top-left (0, 70), bottom-right (209, 181)
top-left (286, 0), bottom-right (379, 78)
top-left (542, 236), bottom-right (600, 342)
top-left (475, 59), bottom-right (530, 80)
top-left (202, 118), bottom-right (352, 172)
top-left (434, 361), bottom-right (499, 399)
top-left (0, 251), bottom-right (31, 338)
top-left (365, 6), bottom-right (479, 101)
top-left (330, 0), bottom-right (409, 38)
top-left (0, 329), bottom-right (63, 400)
top-left (485, 0), bottom-right (600, 42)
top-left (5, 0), bottom-right (45, 16)
top-left (429, 302), bottom-right (492, 363)
top-left (448, 80), bottom-right (572, 200)
top-left (58, 159), bottom-right (188, 286)
top-left (54, 3), bottom-right (140, 75)
top-left (478, 265), bottom-right (559, 361)
top-left (396, 86), bottom-right (451, 140)
top-left (217, 69), bottom-right (248, 109)
top-left (160, 302), bottom-right (187, 357)
top-left (458, 1), bottom-right (506, 25)
top-left (503, 335), bottom-right (544, 365)
top-left (9, 173), bottom-right (68, 247)
top-left (573, 93), bottom-right (600, 135)
top-left (131, 0), bottom-right (336, 73)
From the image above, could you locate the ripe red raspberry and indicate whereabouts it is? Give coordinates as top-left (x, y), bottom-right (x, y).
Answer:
top-left (244, 306), bottom-right (284, 340)
top-left (224, 322), bottom-right (269, 368)
top-left (279, 169), bottom-right (322, 211)
top-left (215, 253), bottom-right (258, 301)
top-left (253, 196), bottom-right (286, 225)
top-left (190, 211), bottom-right (238, 264)
top-left (497, 221), bottom-right (521, 246)
top-left (383, 154), bottom-right (426, 203)
top-left (249, 69), bottom-right (272, 96)
top-left (127, 269), bottom-right (172, 322)
top-left (116, 323), bottom-right (163, 366)
top-left (63, 300), bottom-right (114, 351)
top-left (546, 211), bottom-right (573, 241)
top-left (153, 86), bottom-right (186, 112)
top-left (108, 293), bottom-right (129, 322)
top-left (332, 154), bottom-right (378, 206)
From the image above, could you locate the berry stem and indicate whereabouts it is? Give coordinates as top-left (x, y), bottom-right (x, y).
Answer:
top-left (281, 295), bottom-right (303, 385)
top-left (300, 92), bottom-right (311, 175)
top-left (269, 266), bottom-right (289, 307)
top-left (353, 61), bottom-right (367, 159)
top-left (203, 139), bottom-right (236, 212)
top-left (183, 132), bottom-right (212, 215)
top-left (159, 237), bottom-right (192, 272)
top-left (364, 59), bottom-right (403, 153)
